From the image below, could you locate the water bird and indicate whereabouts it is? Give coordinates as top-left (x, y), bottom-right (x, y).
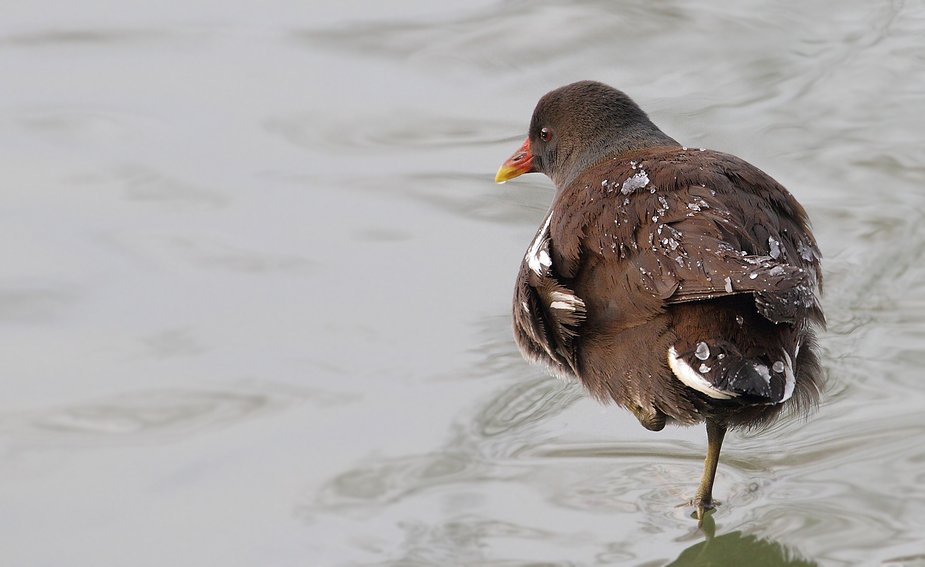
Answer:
top-left (495, 81), bottom-right (824, 518)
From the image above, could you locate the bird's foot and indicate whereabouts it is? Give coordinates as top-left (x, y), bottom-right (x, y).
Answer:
top-left (674, 497), bottom-right (721, 515)
top-left (674, 500), bottom-right (717, 534)
top-left (691, 497), bottom-right (717, 514)
top-left (691, 497), bottom-right (720, 529)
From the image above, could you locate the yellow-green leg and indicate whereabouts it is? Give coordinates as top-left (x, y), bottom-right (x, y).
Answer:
top-left (693, 419), bottom-right (727, 521)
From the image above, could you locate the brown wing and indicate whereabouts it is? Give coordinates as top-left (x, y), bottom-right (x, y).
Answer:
top-left (513, 147), bottom-right (823, 417)
top-left (512, 214), bottom-right (586, 379)
top-left (549, 148), bottom-right (824, 330)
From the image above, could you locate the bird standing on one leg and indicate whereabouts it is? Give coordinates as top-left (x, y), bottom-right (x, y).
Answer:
top-left (495, 81), bottom-right (824, 518)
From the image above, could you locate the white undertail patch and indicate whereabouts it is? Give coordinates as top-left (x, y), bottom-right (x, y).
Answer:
top-left (667, 346), bottom-right (737, 400)
top-left (780, 351), bottom-right (796, 402)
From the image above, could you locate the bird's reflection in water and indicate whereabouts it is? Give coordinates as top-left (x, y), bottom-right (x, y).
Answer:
top-left (668, 514), bottom-right (817, 567)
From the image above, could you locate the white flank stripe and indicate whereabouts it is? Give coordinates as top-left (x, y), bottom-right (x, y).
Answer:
top-left (548, 290), bottom-right (584, 312)
top-left (780, 351), bottom-right (796, 402)
top-left (526, 215), bottom-right (553, 275)
top-left (667, 346), bottom-right (737, 400)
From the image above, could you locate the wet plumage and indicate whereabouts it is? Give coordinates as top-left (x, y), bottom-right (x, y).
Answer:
top-left (496, 81), bottom-right (824, 517)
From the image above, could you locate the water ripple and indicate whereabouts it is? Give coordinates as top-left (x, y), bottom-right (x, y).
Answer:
top-left (264, 111), bottom-right (517, 154)
top-left (0, 28), bottom-right (172, 49)
top-left (2, 108), bottom-right (148, 143)
top-left (475, 376), bottom-right (583, 438)
top-left (0, 384), bottom-right (354, 446)
top-left (291, 0), bottom-right (690, 71)
top-left (0, 389), bottom-right (272, 443)
top-left (317, 172), bottom-right (551, 227)
top-left (0, 287), bottom-right (77, 322)
top-left (71, 165), bottom-right (229, 210)
top-left (93, 230), bottom-right (315, 275)
top-left (312, 444), bottom-right (494, 512)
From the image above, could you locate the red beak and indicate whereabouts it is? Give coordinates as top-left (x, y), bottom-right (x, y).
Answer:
top-left (495, 138), bottom-right (535, 183)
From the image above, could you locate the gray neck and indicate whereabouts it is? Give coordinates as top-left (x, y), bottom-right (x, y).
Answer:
top-left (552, 124), bottom-right (679, 190)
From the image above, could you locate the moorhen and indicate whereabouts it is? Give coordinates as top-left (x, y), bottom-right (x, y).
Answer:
top-left (496, 81), bottom-right (824, 518)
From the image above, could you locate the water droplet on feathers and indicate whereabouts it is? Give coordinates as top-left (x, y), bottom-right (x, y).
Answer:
top-left (768, 237), bottom-right (781, 259)
top-left (695, 342), bottom-right (710, 360)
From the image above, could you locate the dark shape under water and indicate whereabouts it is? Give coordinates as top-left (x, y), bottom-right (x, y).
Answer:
top-left (668, 530), bottom-right (818, 567)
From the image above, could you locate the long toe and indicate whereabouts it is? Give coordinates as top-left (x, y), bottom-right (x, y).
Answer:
top-left (693, 497), bottom-right (720, 519)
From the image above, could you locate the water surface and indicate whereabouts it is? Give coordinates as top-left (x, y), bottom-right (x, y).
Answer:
top-left (2, 1), bottom-right (924, 565)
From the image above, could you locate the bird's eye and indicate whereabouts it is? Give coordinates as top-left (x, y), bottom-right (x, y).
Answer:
top-left (540, 127), bottom-right (551, 142)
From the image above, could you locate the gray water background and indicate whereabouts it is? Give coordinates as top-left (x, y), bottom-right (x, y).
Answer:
top-left (2, 1), bottom-right (924, 565)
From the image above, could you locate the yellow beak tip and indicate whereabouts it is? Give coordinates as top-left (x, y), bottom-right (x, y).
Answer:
top-left (494, 166), bottom-right (520, 184)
